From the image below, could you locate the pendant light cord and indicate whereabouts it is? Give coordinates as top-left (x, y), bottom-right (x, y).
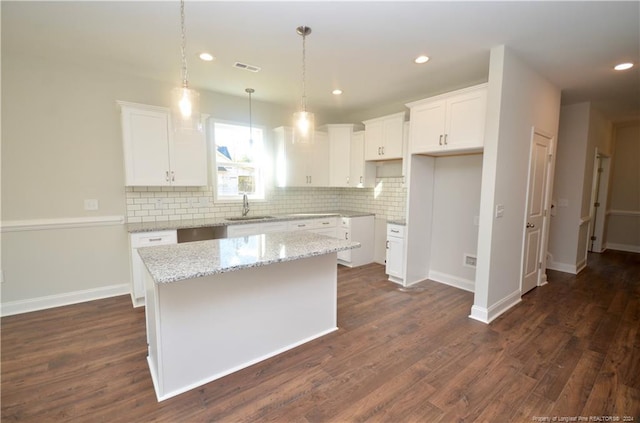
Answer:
top-left (301, 29), bottom-right (307, 112)
top-left (180, 0), bottom-right (189, 89)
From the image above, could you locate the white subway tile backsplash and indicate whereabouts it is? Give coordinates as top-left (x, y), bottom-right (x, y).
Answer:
top-left (124, 177), bottom-right (406, 223)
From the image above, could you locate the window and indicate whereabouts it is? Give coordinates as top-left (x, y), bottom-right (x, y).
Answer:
top-left (212, 121), bottom-right (265, 200)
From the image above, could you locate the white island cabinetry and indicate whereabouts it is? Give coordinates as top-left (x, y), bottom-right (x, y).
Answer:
top-left (139, 232), bottom-right (358, 401)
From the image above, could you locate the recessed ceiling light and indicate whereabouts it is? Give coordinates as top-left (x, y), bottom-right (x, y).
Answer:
top-left (332, 89), bottom-right (343, 95)
top-left (614, 62), bottom-right (633, 71)
top-left (414, 55), bottom-right (430, 64)
top-left (199, 53), bottom-right (214, 61)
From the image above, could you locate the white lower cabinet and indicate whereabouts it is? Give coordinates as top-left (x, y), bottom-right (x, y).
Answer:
top-left (385, 224), bottom-right (405, 284)
top-left (337, 216), bottom-right (375, 267)
top-left (129, 230), bottom-right (177, 307)
top-left (287, 217), bottom-right (338, 238)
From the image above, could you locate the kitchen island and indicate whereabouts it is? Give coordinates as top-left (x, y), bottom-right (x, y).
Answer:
top-left (137, 231), bottom-right (359, 401)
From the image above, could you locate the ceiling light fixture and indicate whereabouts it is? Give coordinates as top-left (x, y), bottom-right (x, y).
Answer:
top-left (332, 89), bottom-right (343, 95)
top-left (614, 62), bottom-right (634, 71)
top-left (292, 26), bottom-right (314, 144)
top-left (414, 55), bottom-right (430, 64)
top-left (199, 52), bottom-right (214, 61)
top-left (246, 88), bottom-right (255, 146)
top-left (171, 0), bottom-right (201, 133)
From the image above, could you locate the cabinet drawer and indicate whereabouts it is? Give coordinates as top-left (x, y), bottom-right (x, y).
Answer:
top-left (131, 230), bottom-right (177, 248)
top-left (287, 220), bottom-right (316, 231)
top-left (287, 217), bottom-right (337, 231)
top-left (314, 217), bottom-right (337, 229)
top-left (387, 224), bottom-right (405, 238)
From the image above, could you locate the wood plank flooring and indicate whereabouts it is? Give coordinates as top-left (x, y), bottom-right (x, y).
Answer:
top-left (2, 250), bottom-right (639, 422)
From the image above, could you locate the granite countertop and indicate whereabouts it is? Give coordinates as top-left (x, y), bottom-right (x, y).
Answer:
top-left (127, 210), bottom-right (375, 233)
top-left (137, 231), bottom-right (360, 284)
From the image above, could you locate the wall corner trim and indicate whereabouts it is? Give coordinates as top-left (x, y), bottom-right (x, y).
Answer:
top-left (469, 289), bottom-right (522, 324)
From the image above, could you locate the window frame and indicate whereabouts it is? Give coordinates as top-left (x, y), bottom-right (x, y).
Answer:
top-left (209, 119), bottom-right (267, 203)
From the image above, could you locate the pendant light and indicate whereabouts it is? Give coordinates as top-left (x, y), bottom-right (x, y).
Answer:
top-left (246, 88), bottom-right (254, 145)
top-left (292, 26), bottom-right (314, 144)
top-left (171, 0), bottom-right (202, 133)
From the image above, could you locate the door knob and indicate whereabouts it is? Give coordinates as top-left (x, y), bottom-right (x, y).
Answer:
top-left (526, 223), bottom-right (535, 229)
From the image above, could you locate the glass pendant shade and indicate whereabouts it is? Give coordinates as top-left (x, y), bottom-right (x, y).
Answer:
top-left (293, 110), bottom-right (315, 144)
top-left (171, 86), bottom-right (202, 132)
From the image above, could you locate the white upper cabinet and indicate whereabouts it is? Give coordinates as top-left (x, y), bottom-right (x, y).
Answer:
top-left (407, 84), bottom-right (487, 156)
top-left (274, 126), bottom-right (329, 187)
top-left (363, 111), bottom-right (406, 161)
top-left (327, 124), bottom-right (353, 187)
top-left (350, 131), bottom-right (376, 188)
top-left (119, 101), bottom-right (208, 186)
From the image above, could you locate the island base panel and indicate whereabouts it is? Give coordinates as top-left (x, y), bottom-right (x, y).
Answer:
top-left (146, 252), bottom-right (338, 401)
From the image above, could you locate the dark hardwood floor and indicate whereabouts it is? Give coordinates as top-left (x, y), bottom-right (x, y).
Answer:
top-left (2, 250), bottom-right (639, 422)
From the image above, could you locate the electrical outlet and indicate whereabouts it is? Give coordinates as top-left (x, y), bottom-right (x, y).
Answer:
top-left (84, 199), bottom-right (99, 211)
top-left (463, 254), bottom-right (477, 268)
top-left (495, 204), bottom-right (504, 218)
top-left (154, 198), bottom-right (165, 209)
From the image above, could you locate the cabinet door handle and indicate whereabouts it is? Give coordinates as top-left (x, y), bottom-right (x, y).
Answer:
top-left (391, 229), bottom-right (399, 233)
top-left (439, 135), bottom-right (443, 146)
top-left (360, 176), bottom-right (363, 184)
top-left (345, 232), bottom-right (349, 240)
top-left (148, 238), bottom-right (162, 242)
top-left (171, 171), bottom-right (175, 182)
top-left (165, 170), bottom-right (170, 182)
top-left (386, 240), bottom-right (389, 249)
top-left (377, 146), bottom-right (381, 155)
top-left (381, 146), bottom-right (385, 155)
top-left (444, 134), bottom-right (448, 145)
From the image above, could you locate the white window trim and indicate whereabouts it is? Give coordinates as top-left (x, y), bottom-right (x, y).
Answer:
top-left (209, 119), bottom-right (267, 203)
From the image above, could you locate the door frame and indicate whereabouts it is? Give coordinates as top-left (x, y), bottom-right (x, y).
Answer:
top-left (587, 150), bottom-right (610, 254)
top-left (520, 127), bottom-right (556, 293)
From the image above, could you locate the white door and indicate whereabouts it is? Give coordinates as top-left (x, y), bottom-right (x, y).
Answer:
top-left (522, 131), bottom-right (552, 294)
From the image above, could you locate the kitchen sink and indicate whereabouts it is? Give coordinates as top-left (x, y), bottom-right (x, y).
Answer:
top-left (225, 215), bottom-right (275, 221)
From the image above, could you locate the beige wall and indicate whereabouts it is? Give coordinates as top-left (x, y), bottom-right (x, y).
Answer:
top-left (606, 122), bottom-right (640, 252)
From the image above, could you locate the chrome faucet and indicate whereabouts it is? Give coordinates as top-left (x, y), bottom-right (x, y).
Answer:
top-left (242, 193), bottom-right (250, 217)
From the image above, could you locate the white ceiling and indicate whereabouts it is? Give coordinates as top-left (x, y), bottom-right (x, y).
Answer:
top-left (3, 1), bottom-right (639, 121)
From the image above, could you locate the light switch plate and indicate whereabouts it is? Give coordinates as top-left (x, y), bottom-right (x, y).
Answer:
top-left (84, 199), bottom-right (99, 211)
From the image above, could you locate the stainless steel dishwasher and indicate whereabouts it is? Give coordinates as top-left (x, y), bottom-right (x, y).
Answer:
top-left (177, 226), bottom-right (227, 243)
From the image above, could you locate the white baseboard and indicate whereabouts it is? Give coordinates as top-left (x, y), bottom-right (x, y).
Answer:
top-left (547, 259), bottom-right (578, 274)
top-left (1, 283), bottom-right (130, 317)
top-left (576, 258), bottom-right (587, 274)
top-left (606, 243), bottom-right (640, 254)
top-left (469, 289), bottom-right (521, 324)
top-left (428, 270), bottom-right (474, 292)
